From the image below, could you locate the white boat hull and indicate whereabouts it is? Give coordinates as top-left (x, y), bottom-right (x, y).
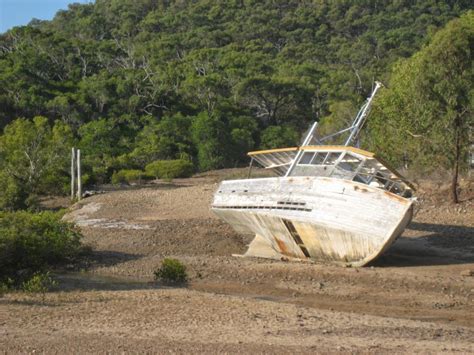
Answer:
top-left (212, 176), bottom-right (413, 266)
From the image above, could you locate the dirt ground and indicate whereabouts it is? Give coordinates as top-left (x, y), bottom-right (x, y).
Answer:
top-left (1, 170), bottom-right (473, 353)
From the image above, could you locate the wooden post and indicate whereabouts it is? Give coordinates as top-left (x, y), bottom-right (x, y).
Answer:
top-left (71, 148), bottom-right (76, 200)
top-left (77, 149), bottom-right (82, 201)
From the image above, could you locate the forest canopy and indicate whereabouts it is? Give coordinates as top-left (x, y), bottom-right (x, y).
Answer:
top-left (0, 0), bottom-right (472, 207)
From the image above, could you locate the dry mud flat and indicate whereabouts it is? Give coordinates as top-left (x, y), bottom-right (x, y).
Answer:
top-left (1, 172), bottom-right (474, 353)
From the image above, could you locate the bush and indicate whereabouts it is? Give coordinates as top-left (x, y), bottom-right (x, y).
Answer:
top-left (154, 258), bottom-right (187, 284)
top-left (111, 169), bottom-right (150, 184)
top-left (0, 171), bottom-right (28, 211)
top-left (144, 159), bottom-right (192, 180)
top-left (0, 279), bottom-right (13, 298)
top-left (0, 211), bottom-right (83, 283)
top-left (145, 159), bottom-right (194, 180)
top-left (22, 271), bottom-right (58, 302)
top-left (39, 174), bottom-right (71, 196)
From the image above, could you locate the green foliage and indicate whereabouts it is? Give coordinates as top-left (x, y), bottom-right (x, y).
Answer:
top-left (318, 101), bottom-right (359, 144)
top-left (0, 1), bottom-right (471, 175)
top-left (238, 75), bottom-right (312, 127)
top-left (191, 111), bottom-right (231, 171)
top-left (0, 278), bottom-right (13, 298)
top-left (22, 271), bottom-right (58, 302)
top-left (0, 117), bottom-right (73, 210)
top-left (0, 211), bottom-right (83, 282)
top-left (229, 116), bottom-right (258, 164)
top-left (145, 159), bottom-right (194, 180)
top-left (0, 171), bottom-right (28, 211)
top-left (260, 125), bottom-right (299, 149)
top-left (368, 12), bottom-right (474, 171)
top-left (111, 169), bottom-right (149, 184)
top-left (131, 114), bottom-right (194, 166)
top-left (78, 118), bottom-right (135, 184)
top-left (154, 258), bottom-right (187, 284)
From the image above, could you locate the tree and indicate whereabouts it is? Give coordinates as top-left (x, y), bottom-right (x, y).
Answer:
top-left (260, 125), bottom-right (299, 149)
top-left (0, 117), bottom-right (73, 210)
top-left (191, 111), bottom-right (231, 171)
top-left (78, 118), bottom-right (129, 183)
top-left (229, 116), bottom-right (258, 164)
top-left (368, 12), bottom-right (473, 203)
top-left (131, 113), bottom-right (194, 165)
top-left (0, 0), bottom-right (472, 182)
top-left (238, 75), bottom-right (311, 127)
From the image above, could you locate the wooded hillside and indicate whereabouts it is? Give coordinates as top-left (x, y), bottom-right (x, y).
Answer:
top-left (0, 0), bottom-right (472, 207)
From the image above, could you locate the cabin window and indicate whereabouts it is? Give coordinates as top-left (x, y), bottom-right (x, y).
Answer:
top-left (374, 171), bottom-right (390, 186)
top-left (299, 152), bottom-right (315, 164)
top-left (312, 153), bottom-right (326, 165)
top-left (323, 152), bottom-right (341, 165)
top-left (338, 153), bottom-right (362, 172)
top-left (354, 174), bottom-right (368, 184)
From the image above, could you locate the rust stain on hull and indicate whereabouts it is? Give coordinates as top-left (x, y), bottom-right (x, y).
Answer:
top-left (274, 237), bottom-right (301, 258)
top-left (275, 238), bottom-right (289, 254)
top-left (353, 185), bottom-right (369, 193)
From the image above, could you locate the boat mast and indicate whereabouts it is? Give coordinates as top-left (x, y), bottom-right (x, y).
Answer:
top-left (344, 81), bottom-right (382, 146)
top-left (284, 81), bottom-right (382, 177)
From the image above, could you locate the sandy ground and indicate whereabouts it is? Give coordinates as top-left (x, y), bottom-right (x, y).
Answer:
top-left (1, 170), bottom-right (473, 353)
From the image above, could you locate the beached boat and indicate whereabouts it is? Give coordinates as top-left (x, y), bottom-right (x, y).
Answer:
top-left (211, 82), bottom-right (416, 266)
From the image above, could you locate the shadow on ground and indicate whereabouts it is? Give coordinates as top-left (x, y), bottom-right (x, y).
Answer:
top-left (54, 273), bottom-right (164, 292)
top-left (91, 181), bottom-right (187, 193)
top-left (83, 250), bottom-right (143, 268)
top-left (53, 272), bottom-right (188, 292)
top-left (54, 250), bottom-right (189, 292)
top-left (0, 274), bottom-right (187, 307)
top-left (371, 222), bottom-right (474, 267)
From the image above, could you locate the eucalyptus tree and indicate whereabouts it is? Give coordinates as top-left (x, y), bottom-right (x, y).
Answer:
top-left (369, 12), bottom-right (473, 203)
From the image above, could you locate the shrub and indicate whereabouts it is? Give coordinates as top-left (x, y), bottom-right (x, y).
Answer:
top-left (111, 169), bottom-right (150, 184)
top-left (0, 211), bottom-right (83, 283)
top-left (22, 271), bottom-right (58, 302)
top-left (40, 174), bottom-right (71, 196)
top-left (0, 278), bottom-right (13, 298)
top-left (0, 171), bottom-right (28, 211)
top-left (154, 258), bottom-right (187, 284)
top-left (145, 159), bottom-right (194, 180)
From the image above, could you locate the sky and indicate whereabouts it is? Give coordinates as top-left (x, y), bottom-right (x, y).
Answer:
top-left (0, 0), bottom-right (92, 33)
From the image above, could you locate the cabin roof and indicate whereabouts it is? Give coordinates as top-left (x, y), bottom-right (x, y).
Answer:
top-left (248, 145), bottom-right (375, 158)
top-left (247, 145), bottom-right (415, 192)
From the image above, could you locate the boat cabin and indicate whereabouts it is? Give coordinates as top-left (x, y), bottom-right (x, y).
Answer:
top-left (248, 146), bottom-right (415, 198)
